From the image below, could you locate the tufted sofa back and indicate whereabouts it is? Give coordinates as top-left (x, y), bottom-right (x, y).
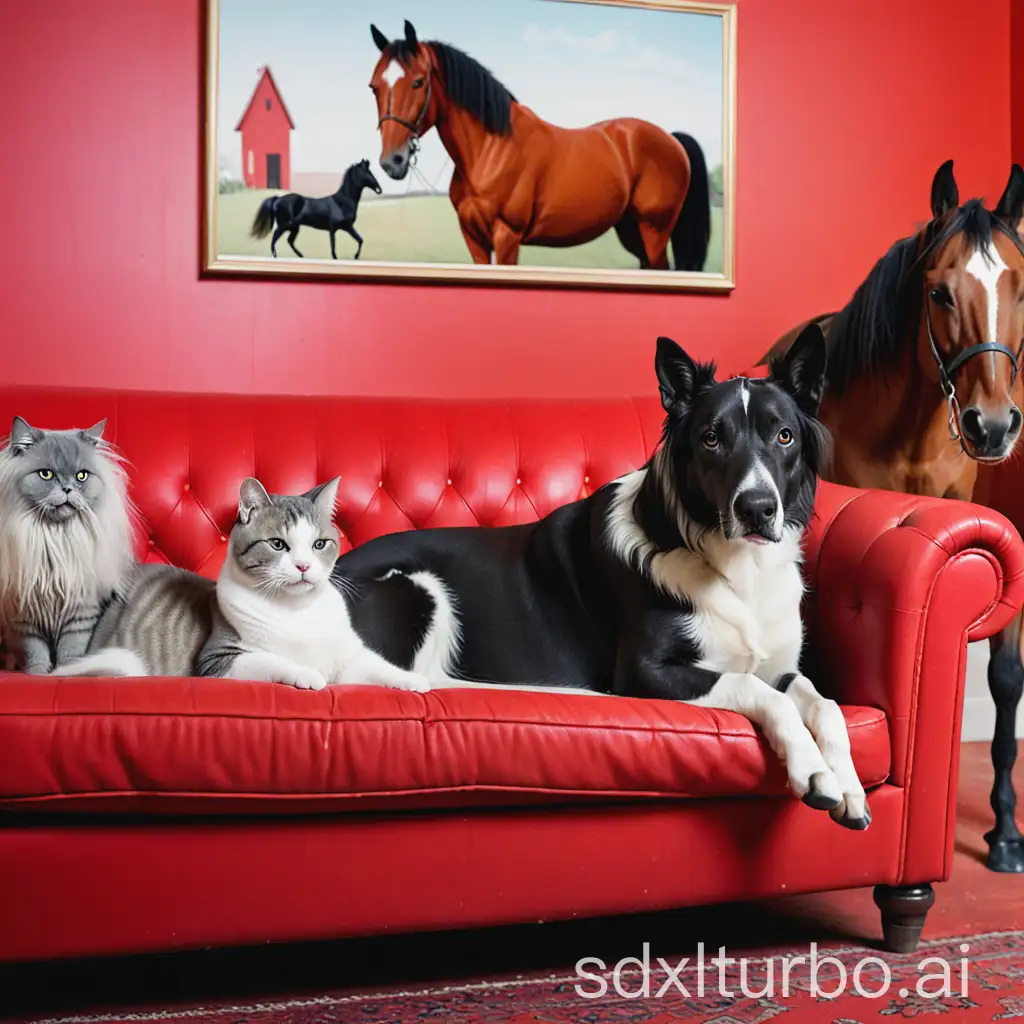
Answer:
top-left (0, 388), bottom-right (665, 577)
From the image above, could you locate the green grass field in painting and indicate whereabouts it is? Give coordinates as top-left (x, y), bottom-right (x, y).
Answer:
top-left (218, 190), bottom-right (724, 274)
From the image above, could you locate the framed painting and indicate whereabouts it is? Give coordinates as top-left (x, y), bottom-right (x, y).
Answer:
top-left (204, 0), bottom-right (737, 291)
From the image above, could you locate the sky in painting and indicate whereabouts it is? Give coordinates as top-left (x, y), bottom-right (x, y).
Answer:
top-left (217, 0), bottom-right (725, 197)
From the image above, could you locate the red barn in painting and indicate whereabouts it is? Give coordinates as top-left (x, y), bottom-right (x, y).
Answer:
top-left (235, 66), bottom-right (294, 189)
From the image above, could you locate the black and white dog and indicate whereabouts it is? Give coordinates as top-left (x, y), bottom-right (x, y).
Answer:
top-left (335, 324), bottom-right (869, 829)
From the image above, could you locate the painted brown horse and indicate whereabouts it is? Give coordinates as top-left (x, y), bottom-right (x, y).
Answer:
top-left (368, 20), bottom-right (711, 272)
top-left (763, 160), bottom-right (1024, 872)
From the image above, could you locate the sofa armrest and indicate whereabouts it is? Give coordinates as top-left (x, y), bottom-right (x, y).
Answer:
top-left (801, 481), bottom-right (1024, 882)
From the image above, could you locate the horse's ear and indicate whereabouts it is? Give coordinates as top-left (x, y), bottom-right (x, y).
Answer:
top-left (930, 159), bottom-right (959, 219)
top-left (995, 164), bottom-right (1024, 234)
top-left (404, 20), bottom-right (419, 50)
top-left (771, 322), bottom-right (827, 417)
top-left (370, 24), bottom-right (389, 53)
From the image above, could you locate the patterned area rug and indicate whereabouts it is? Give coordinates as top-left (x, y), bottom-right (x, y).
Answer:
top-left (15, 932), bottom-right (1024, 1024)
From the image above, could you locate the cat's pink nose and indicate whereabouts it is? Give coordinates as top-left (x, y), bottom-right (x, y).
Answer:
top-left (295, 563), bottom-right (311, 574)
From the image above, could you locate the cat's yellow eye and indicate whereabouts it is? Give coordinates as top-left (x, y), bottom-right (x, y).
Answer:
top-left (76, 470), bottom-right (89, 482)
top-left (38, 469), bottom-right (54, 481)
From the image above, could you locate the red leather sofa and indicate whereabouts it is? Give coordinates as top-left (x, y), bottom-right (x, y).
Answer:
top-left (1, 385), bottom-right (1022, 963)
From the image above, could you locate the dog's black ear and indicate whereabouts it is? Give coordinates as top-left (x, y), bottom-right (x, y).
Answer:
top-left (995, 164), bottom-right (1024, 231)
top-left (370, 24), bottom-right (390, 52)
top-left (930, 159), bottom-right (958, 219)
top-left (404, 20), bottom-right (419, 49)
top-left (655, 336), bottom-right (714, 413)
top-left (771, 322), bottom-right (827, 417)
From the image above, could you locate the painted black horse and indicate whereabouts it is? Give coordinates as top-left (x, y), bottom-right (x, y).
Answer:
top-left (250, 159), bottom-right (382, 259)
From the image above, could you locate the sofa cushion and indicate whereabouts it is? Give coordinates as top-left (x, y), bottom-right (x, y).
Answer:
top-left (0, 676), bottom-right (890, 815)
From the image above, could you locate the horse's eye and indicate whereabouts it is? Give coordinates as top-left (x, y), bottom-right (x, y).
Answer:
top-left (930, 286), bottom-right (952, 308)
top-left (701, 430), bottom-right (719, 450)
top-left (412, 78), bottom-right (424, 89)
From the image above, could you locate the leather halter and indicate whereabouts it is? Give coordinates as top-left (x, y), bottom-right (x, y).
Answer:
top-left (377, 69), bottom-right (432, 163)
top-left (925, 293), bottom-right (1023, 445)
top-left (915, 220), bottom-right (1024, 447)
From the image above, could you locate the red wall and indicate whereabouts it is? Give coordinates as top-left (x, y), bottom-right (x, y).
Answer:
top-left (0, 0), bottom-right (1013, 398)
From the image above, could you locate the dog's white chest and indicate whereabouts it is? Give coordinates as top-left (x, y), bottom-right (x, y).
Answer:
top-left (652, 534), bottom-right (804, 677)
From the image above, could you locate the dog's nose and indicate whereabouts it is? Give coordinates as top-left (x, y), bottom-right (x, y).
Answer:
top-left (734, 491), bottom-right (777, 529)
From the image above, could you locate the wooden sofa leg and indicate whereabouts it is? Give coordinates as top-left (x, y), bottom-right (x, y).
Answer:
top-left (873, 884), bottom-right (935, 953)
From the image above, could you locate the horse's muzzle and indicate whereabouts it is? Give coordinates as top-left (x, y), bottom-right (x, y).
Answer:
top-left (960, 405), bottom-right (1024, 462)
top-left (381, 149), bottom-right (410, 181)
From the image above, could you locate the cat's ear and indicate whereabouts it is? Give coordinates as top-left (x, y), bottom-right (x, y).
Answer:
top-left (80, 419), bottom-right (107, 445)
top-left (238, 477), bottom-right (272, 525)
top-left (304, 477), bottom-right (340, 521)
top-left (9, 416), bottom-right (39, 455)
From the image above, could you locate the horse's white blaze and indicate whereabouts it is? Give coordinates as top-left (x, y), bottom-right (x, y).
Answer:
top-left (965, 243), bottom-right (1009, 374)
top-left (382, 59), bottom-right (405, 90)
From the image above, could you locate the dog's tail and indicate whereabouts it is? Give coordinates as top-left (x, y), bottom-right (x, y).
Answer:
top-left (250, 196), bottom-right (279, 239)
top-left (52, 648), bottom-right (148, 678)
top-left (671, 132), bottom-right (711, 272)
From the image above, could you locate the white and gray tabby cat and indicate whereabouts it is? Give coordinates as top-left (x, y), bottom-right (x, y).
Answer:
top-left (196, 477), bottom-right (430, 692)
top-left (52, 563), bottom-right (215, 677)
top-left (0, 416), bottom-right (135, 673)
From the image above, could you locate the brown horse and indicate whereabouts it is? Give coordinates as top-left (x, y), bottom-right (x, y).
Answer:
top-left (763, 160), bottom-right (1024, 872)
top-left (368, 20), bottom-right (711, 271)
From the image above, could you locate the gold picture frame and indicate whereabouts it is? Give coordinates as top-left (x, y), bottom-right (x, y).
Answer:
top-left (203, 0), bottom-right (737, 291)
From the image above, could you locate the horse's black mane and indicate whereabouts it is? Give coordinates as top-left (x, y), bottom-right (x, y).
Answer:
top-left (385, 38), bottom-right (516, 136)
top-left (827, 199), bottom-right (1014, 392)
top-left (339, 161), bottom-right (368, 196)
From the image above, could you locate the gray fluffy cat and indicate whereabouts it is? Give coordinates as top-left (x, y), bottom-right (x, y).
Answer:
top-left (0, 416), bottom-right (135, 673)
top-left (196, 477), bottom-right (430, 692)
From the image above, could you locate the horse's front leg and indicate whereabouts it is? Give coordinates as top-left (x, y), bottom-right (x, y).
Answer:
top-left (329, 229), bottom-right (338, 260)
top-left (343, 225), bottom-right (364, 260)
top-left (492, 220), bottom-right (523, 265)
top-left (986, 616), bottom-right (1024, 872)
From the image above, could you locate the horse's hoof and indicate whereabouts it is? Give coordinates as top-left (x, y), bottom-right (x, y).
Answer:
top-left (985, 835), bottom-right (1024, 873)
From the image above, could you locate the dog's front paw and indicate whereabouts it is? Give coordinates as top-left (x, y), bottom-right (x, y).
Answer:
top-left (280, 666), bottom-right (327, 691)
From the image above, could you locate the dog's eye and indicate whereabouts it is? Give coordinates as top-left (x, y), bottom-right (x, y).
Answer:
top-left (38, 469), bottom-right (54, 481)
top-left (412, 78), bottom-right (424, 89)
top-left (313, 539), bottom-right (329, 550)
top-left (930, 286), bottom-right (952, 308)
top-left (777, 428), bottom-right (794, 447)
top-left (76, 470), bottom-right (89, 482)
top-left (268, 538), bottom-right (286, 551)
top-left (701, 430), bottom-right (719, 450)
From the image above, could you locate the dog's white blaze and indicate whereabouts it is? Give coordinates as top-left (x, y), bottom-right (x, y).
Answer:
top-left (382, 59), bottom-right (405, 89)
top-left (739, 379), bottom-right (750, 416)
top-left (731, 457), bottom-right (784, 539)
top-left (965, 243), bottom-right (1009, 374)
